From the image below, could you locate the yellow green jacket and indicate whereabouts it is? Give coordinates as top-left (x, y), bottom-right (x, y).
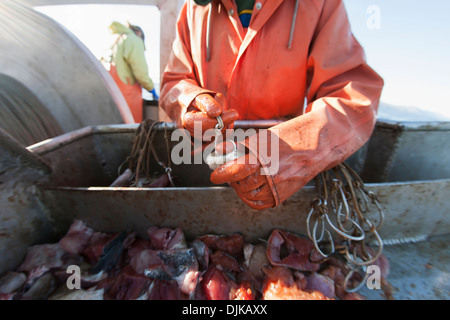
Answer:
top-left (109, 21), bottom-right (154, 91)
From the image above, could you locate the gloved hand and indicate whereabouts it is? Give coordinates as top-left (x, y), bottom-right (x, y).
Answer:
top-left (210, 143), bottom-right (276, 210)
top-left (182, 93), bottom-right (239, 141)
top-left (149, 88), bottom-right (159, 100)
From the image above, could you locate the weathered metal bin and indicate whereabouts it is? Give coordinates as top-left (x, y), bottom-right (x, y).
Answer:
top-left (0, 120), bottom-right (449, 299)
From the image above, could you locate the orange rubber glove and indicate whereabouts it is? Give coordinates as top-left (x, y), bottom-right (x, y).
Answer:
top-left (210, 142), bottom-right (276, 210)
top-left (182, 93), bottom-right (238, 141)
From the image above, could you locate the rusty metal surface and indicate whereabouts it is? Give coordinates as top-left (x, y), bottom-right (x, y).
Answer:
top-left (39, 179), bottom-right (450, 244)
top-left (39, 186), bottom-right (312, 242)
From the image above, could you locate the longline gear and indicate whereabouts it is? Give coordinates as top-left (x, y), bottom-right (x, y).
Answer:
top-left (306, 163), bottom-right (385, 292)
top-left (118, 120), bottom-right (175, 187)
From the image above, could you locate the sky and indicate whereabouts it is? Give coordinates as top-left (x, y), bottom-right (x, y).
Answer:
top-left (343, 0), bottom-right (450, 119)
top-left (35, 0), bottom-right (450, 119)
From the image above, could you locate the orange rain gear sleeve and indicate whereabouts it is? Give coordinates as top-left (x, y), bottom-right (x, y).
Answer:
top-left (160, 0), bottom-right (384, 207)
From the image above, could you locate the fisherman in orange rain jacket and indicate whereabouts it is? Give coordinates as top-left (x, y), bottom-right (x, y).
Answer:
top-left (160, 0), bottom-right (384, 210)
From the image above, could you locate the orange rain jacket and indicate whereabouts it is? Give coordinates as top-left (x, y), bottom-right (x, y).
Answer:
top-left (160, 0), bottom-right (384, 207)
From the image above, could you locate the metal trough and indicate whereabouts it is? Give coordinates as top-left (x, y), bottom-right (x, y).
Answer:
top-left (0, 120), bottom-right (449, 299)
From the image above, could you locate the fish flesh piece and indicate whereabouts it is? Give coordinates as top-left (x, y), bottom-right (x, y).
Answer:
top-left (20, 272), bottom-right (58, 300)
top-left (244, 243), bottom-right (270, 281)
top-left (266, 229), bottom-right (321, 272)
top-left (262, 266), bottom-right (330, 300)
top-left (147, 279), bottom-right (180, 300)
top-left (18, 243), bottom-right (82, 272)
top-left (0, 272), bottom-right (27, 294)
top-left (81, 233), bottom-right (115, 265)
top-left (90, 232), bottom-right (127, 274)
top-left (49, 286), bottom-right (104, 300)
top-left (305, 272), bottom-right (335, 299)
top-left (200, 265), bottom-right (233, 300)
top-left (147, 227), bottom-right (187, 250)
top-left (197, 233), bottom-right (244, 258)
top-left (156, 249), bottom-right (199, 296)
top-left (105, 266), bottom-right (151, 300)
top-left (130, 250), bottom-right (163, 275)
top-left (209, 250), bottom-right (241, 273)
top-left (59, 220), bottom-right (95, 255)
top-left (191, 239), bottom-right (209, 270)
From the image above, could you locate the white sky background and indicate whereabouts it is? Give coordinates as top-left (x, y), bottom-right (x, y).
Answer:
top-left (344, 0), bottom-right (450, 120)
top-left (35, 1), bottom-right (450, 120)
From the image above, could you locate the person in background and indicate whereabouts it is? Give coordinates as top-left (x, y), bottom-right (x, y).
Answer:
top-left (108, 21), bottom-right (158, 123)
top-left (160, 0), bottom-right (384, 210)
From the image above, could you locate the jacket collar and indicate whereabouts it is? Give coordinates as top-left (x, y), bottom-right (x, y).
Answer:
top-left (220, 0), bottom-right (284, 59)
